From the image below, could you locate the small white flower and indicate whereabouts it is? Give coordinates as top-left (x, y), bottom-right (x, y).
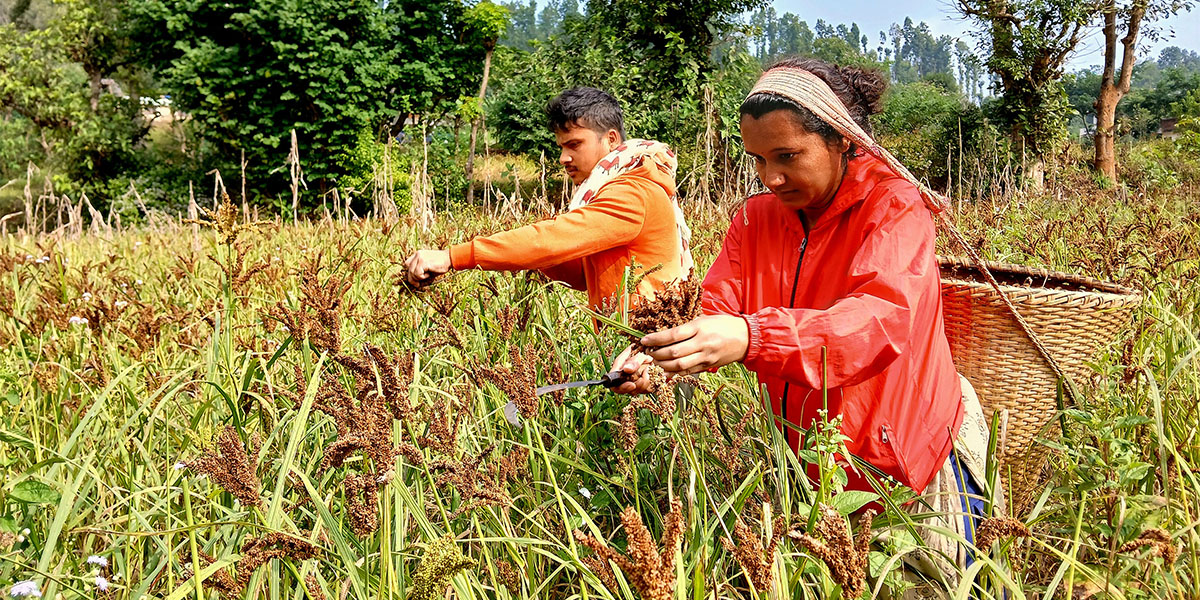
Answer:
top-left (9, 580), bottom-right (42, 597)
top-left (115, 300), bottom-right (128, 308)
top-left (86, 555), bottom-right (108, 567)
top-left (81, 292), bottom-right (92, 301)
top-left (25, 254), bottom-right (33, 260)
top-left (578, 487), bottom-right (592, 499)
top-left (173, 462), bottom-right (187, 471)
top-left (21, 529), bottom-right (29, 535)
top-left (16, 534), bottom-right (25, 543)
top-left (135, 279), bottom-right (143, 286)
top-left (93, 576), bottom-right (108, 592)
top-left (68, 316), bottom-right (88, 326)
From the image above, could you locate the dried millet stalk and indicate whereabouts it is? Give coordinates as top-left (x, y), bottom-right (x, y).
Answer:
top-left (619, 405), bottom-right (641, 452)
top-left (495, 559), bottom-right (520, 593)
top-left (476, 345), bottom-right (540, 419)
top-left (624, 274), bottom-right (702, 353)
top-left (420, 389), bottom-right (468, 456)
top-left (573, 498), bottom-right (685, 600)
top-left (185, 426), bottom-right (264, 508)
top-left (495, 305), bottom-right (519, 341)
top-left (343, 472), bottom-right (380, 536)
top-left (492, 446), bottom-right (530, 484)
top-left (629, 364), bottom-right (677, 420)
top-left (704, 404), bottom-right (754, 472)
top-left (183, 190), bottom-right (271, 246)
top-left (974, 517), bottom-right (1031, 551)
top-left (721, 514), bottom-right (787, 592)
top-left (304, 574), bottom-right (328, 600)
top-left (581, 555), bottom-right (619, 589)
top-left (268, 253), bottom-right (352, 354)
top-left (209, 240), bottom-right (270, 301)
top-left (788, 504), bottom-right (874, 597)
top-left (1118, 528), bottom-right (1179, 564)
top-left (179, 549), bottom-right (243, 597)
top-left (429, 444), bottom-right (513, 519)
top-left (235, 532), bottom-right (321, 586)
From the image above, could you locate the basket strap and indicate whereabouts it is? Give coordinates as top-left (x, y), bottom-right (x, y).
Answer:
top-left (937, 212), bottom-right (1082, 404)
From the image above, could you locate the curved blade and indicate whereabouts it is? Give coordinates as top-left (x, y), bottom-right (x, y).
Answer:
top-left (535, 379), bottom-right (603, 396)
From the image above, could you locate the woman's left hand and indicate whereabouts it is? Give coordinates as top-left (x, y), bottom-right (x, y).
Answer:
top-left (641, 314), bottom-right (750, 376)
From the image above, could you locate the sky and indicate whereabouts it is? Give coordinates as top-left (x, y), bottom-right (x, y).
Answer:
top-left (772, 0), bottom-right (1200, 72)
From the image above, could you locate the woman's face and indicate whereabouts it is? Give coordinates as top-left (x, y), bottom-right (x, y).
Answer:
top-left (741, 110), bottom-right (851, 216)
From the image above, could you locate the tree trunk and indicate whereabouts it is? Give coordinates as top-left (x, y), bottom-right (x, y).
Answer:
top-left (1094, 84), bottom-right (1120, 180)
top-left (87, 68), bottom-right (102, 113)
top-left (1093, 0), bottom-right (1145, 182)
top-left (464, 46), bottom-right (494, 205)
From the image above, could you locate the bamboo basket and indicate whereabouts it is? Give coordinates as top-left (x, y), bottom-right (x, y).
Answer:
top-left (939, 257), bottom-right (1142, 508)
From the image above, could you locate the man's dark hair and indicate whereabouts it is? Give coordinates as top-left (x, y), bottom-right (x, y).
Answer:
top-left (547, 87), bottom-right (626, 140)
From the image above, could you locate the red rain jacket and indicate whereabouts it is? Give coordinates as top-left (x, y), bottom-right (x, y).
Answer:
top-left (702, 153), bottom-right (963, 493)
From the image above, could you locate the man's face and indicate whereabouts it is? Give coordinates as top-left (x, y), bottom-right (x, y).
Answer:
top-left (554, 123), bottom-right (619, 185)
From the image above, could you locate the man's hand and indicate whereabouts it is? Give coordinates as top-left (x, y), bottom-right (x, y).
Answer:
top-left (404, 249), bottom-right (452, 287)
top-left (611, 345), bottom-right (652, 395)
top-left (641, 314), bottom-right (749, 376)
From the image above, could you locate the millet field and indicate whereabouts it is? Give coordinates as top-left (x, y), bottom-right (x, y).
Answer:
top-left (0, 142), bottom-right (1198, 600)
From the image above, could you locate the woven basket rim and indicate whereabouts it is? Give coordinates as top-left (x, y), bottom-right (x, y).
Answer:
top-left (938, 256), bottom-right (1141, 299)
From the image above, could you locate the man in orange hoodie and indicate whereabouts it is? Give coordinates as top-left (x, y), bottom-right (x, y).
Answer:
top-left (404, 87), bottom-right (692, 310)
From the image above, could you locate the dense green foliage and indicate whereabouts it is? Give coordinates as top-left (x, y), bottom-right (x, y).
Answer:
top-left (1066, 48), bottom-right (1200, 137)
top-left (0, 0), bottom-right (1197, 211)
top-left (130, 0), bottom-right (398, 193)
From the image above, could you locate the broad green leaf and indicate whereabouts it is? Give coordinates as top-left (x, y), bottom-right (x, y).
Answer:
top-left (831, 490), bottom-right (879, 515)
top-left (11, 480), bottom-right (60, 505)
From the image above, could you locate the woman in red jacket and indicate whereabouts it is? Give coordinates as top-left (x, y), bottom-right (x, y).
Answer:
top-left (616, 58), bottom-right (1000, 583)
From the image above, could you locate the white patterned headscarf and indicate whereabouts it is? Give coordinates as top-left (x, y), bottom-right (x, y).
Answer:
top-left (568, 138), bottom-right (694, 275)
top-left (748, 67), bottom-right (949, 214)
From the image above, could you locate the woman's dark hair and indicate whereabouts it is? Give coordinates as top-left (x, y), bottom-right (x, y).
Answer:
top-left (739, 57), bottom-right (887, 145)
top-left (547, 86), bottom-right (626, 140)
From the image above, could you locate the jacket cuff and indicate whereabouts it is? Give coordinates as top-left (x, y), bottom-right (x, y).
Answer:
top-left (741, 313), bottom-right (762, 362)
top-left (449, 242), bottom-right (476, 270)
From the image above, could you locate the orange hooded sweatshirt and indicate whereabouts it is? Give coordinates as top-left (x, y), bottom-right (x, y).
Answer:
top-left (448, 163), bottom-right (683, 309)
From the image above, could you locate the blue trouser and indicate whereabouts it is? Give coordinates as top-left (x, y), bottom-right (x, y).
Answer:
top-left (950, 448), bottom-right (987, 567)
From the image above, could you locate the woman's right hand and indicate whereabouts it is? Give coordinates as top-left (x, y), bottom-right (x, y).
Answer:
top-left (610, 345), bottom-right (652, 395)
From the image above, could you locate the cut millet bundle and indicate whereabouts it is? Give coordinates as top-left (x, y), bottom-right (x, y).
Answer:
top-left (624, 273), bottom-right (702, 353)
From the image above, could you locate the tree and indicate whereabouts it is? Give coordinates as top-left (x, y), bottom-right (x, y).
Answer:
top-left (889, 19), bottom-right (954, 83)
top-left (384, 0), bottom-right (485, 123)
top-left (1093, 0), bottom-right (1192, 181)
top-left (462, 1), bottom-right (508, 205)
top-left (956, 0), bottom-right (1096, 187)
top-left (1157, 45), bottom-right (1200, 70)
top-left (0, 0), bottom-right (146, 196)
top-left (501, 1), bottom-right (538, 50)
top-left (132, 0), bottom-right (398, 197)
top-left (586, 0), bottom-right (765, 92)
top-left (1064, 68), bottom-right (1102, 130)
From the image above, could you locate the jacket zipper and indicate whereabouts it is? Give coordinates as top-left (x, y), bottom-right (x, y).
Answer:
top-left (881, 423), bottom-right (914, 481)
top-left (781, 215), bottom-right (810, 449)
